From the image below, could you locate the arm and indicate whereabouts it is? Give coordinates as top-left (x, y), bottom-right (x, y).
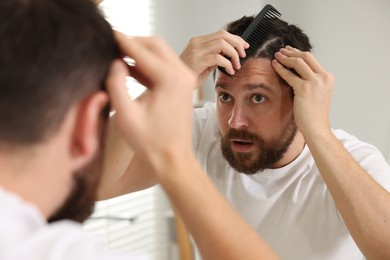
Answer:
top-left (98, 109), bottom-right (157, 200)
top-left (273, 46), bottom-right (390, 259)
top-left (106, 32), bottom-right (279, 260)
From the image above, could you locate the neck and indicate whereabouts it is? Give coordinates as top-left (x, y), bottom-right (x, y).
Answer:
top-left (0, 143), bottom-right (72, 219)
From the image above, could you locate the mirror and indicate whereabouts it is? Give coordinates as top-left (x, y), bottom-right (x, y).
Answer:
top-left (85, 1), bottom-right (390, 260)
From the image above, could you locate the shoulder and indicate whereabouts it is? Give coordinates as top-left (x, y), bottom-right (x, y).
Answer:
top-left (192, 102), bottom-right (218, 140)
top-left (333, 129), bottom-right (390, 189)
top-left (333, 129), bottom-right (382, 155)
top-left (5, 220), bottom-right (149, 260)
top-left (193, 102), bottom-right (216, 121)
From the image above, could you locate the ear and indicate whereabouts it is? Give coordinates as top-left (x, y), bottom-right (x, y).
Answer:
top-left (70, 91), bottom-right (109, 170)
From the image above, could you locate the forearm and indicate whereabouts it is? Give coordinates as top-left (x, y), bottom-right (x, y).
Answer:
top-left (157, 152), bottom-right (279, 260)
top-left (305, 129), bottom-right (390, 259)
top-left (98, 116), bottom-right (157, 200)
top-left (98, 115), bottom-right (133, 198)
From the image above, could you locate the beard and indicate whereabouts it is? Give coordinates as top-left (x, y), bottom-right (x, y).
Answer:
top-left (48, 114), bottom-right (107, 224)
top-left (48, 148), bottom-right (104, 223)
top-left (220, 118), bottom-right (297, 174)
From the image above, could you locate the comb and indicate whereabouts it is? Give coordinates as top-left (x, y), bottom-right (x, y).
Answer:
top-left (218, 4), bottom-right (282, 76)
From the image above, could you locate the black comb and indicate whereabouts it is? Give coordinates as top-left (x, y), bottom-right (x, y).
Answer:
top-left (218, 4), bottom-right (282, 76)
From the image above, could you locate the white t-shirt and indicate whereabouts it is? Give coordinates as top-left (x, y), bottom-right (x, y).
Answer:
top-left (192, 102), bottom-right (390, 260)
top-left (0, 188), bottom-right (149, 260)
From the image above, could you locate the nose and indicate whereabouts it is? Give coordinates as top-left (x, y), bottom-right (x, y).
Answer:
top-left (228, 105), bottom-right (249, 129)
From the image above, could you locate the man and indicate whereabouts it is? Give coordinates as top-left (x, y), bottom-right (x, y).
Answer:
top-left (0, 0), bottom-right (279, 259)
top-left (101, 13), bottom-right (390, 259)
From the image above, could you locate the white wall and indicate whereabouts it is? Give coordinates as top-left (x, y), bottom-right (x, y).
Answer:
top-left (152, 0), bottom-right (390, 160)
top-left (152, 0), bottom-right (262, 52)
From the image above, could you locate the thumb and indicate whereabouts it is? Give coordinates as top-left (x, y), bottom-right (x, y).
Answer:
top-left (106, 59), bottom-right (143, 148)
top-left (106, 59), bottom-right (133, 113)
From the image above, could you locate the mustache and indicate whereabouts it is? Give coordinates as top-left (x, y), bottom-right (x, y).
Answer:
top-left (225, 128), bottom-right (258, 141)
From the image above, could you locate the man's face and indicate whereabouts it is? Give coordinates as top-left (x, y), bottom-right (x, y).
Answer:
top-left (48, 117), bottom-right (107, 223)
top-left (215, 58), bottom-right (297, 174)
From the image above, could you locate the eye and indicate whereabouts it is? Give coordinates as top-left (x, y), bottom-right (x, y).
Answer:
top-left (219, 93), bottom-right (232, 103)
top-left (251, 94), bottom-right (265, 104)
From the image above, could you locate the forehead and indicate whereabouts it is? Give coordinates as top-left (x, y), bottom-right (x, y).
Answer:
top-left (215, 58), bottom-right (281, 92)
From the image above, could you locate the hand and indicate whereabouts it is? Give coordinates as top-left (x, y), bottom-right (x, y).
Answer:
top-left (272, 46), bottom-right (335, 139)
top-left (180, 30), bottom-right (249, 88)
top-left (106, 32), bottom-right (197, 172)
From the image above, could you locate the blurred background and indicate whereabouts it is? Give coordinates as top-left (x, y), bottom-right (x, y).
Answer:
top-left (84, 1), bottom-right (390, 259)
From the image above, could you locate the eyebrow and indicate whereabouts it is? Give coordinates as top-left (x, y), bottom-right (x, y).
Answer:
top-left (216, 82), bottom-right (274, 93)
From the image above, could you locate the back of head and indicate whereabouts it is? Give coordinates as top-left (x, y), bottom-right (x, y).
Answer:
top-left (0, 0), bottom-right (118, 147)
top-left (226, 15), bottom-right (312, 61)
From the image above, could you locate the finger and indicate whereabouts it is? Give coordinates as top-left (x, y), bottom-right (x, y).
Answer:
top-left (106, 60), bottom-right (146, 145)
top-left (113, 30), bottom-right (136, 58)
top-left (106, 59), bottom-right (134, 114)
top-left (203, 53), bottom-right (236, 75)
top-left (119, 58), bottom-right (150, 87)
top-left (121, 53), bottom-right (155, 88)
top-left (114, 33), bottom-right (164, 88)
top-left (281, 46), bottom-right (324, 74)
top-left (127, 65), bottom-right (151, 88)
top-left (207, 30), bottom-right (249, 59)
top-left (195, 30), bottom-right (249, 57)
top-left (271, 58), bottom-right (303, 89)
top-left (274, 51), bottom-right (315, 80)
top-left (114, 35), bottom-right (170, 87)
top-left (203, 30), bottom-right (250, 69)
top-left (201, 38), bottom-right (243, 70)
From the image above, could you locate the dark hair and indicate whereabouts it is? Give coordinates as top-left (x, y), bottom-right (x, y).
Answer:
top-left (220, 15), bottom-right (312, 93)
top-left (226, 16), bottom-right (312, 60)
top-left (0, 0), bottom-right (118, 145)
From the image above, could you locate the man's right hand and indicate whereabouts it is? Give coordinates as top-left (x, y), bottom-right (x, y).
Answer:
top-left (180, 30), bottom-right (249, 88)
top-left (106, 32), bottom-right (196, 175)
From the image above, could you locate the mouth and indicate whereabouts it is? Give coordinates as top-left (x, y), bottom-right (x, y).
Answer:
top-left (231, 139), bottom-right (254, 152)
